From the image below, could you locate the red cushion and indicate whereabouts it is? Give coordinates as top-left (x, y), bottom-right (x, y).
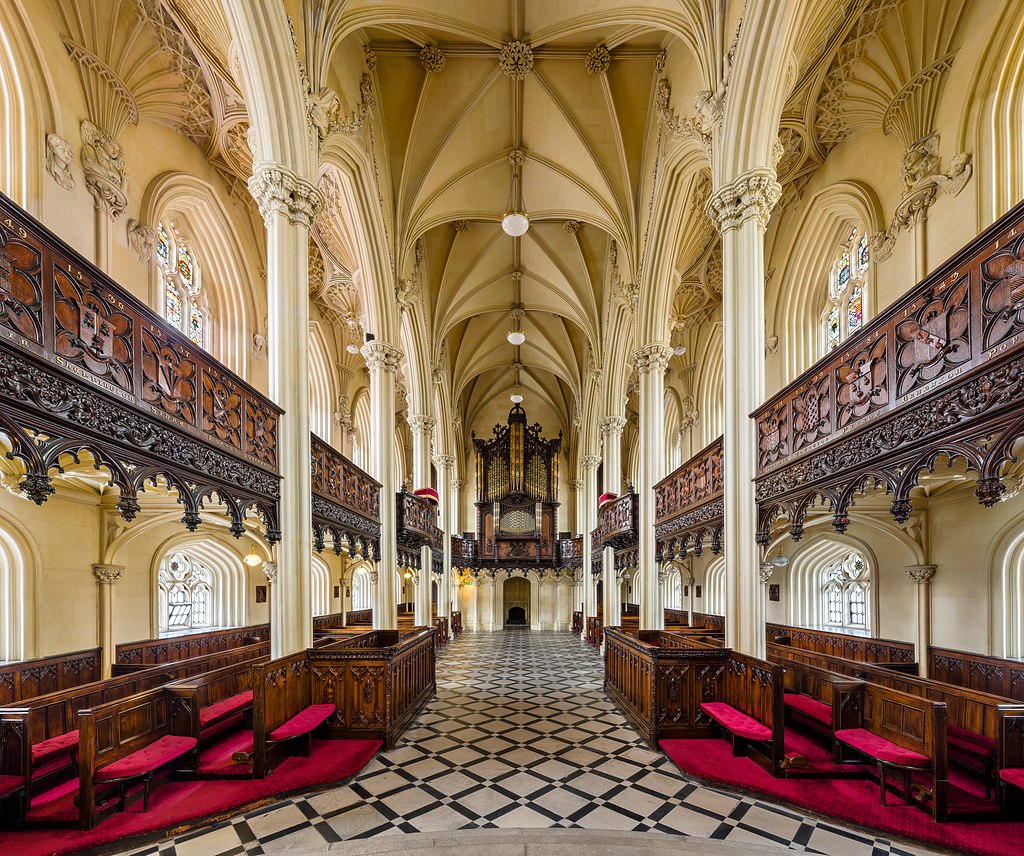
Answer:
top-left (31, 730), bottom-right (80, 765)
top-left (199, 690), bottom-right (253, 728)
top-left (269, 704), bottom-right (334, 741)
top-left (834, 728), bottom-right (930, 768)
top-left (783, 693), bottom-right (832, 727)
top-left (700, 702), bottom-right (773, 742)
top-left (947, 724), bottom-right (995, 753)
top-left (0, 774), bottom-right (24, 798)
top-left (1000, 768), bottom-right (1024, 790)
top-left (95, 735), bottom-right (197, 781)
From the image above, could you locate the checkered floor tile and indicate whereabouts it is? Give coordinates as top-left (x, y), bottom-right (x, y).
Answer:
top-left (125, 630), bottom-right (939, 855)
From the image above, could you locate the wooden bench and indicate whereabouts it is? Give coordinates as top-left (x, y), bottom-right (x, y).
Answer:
top-left (0, 770), bottom-right (26, 823)
top-left (930, 646), bottom-right (1024, 703)
top-left (113, 624), bottom-right (269, 675)
top-left (78, 688), bottom-right (198, 829)
top-left (166, 657), bottom-right (266, 751)
top-left (767, 623), bottom-right (916, 669)
top-left (779, 658), bottom-right (865, 757)
top-left (997, 708), bottom-right (1024, 814)
top-left (831, 682), bottom-right (948, 821)
top-left (769, 642), bottom-right (1024, 797)
top-left (0, 648), bottom-right (100, 706)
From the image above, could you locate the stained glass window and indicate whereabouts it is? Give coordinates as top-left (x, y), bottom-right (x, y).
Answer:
top-left (177, 245), bottom-right (195, 293)
top-left (188, 299), bottom-right (203, 346)
top-left (156, 223), bottom-right (170, 267)
top-left (165, 280), bottom-right (182, 326)
top-left (858, 234), bottom-right (869, 272)
top-left (158, 552), bottom-right (213, 631)
top-left (837, 252), bottom-right (850, 290)
top-left (848, 285), bottom-right (863, 334)
top-left (826, 305), bottom-right (841, 352)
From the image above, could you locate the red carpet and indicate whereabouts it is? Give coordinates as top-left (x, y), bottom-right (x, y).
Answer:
top-left (0, 738), bottom-right (380, 856)
top-left (661, 728), bottom-right (1021, 856)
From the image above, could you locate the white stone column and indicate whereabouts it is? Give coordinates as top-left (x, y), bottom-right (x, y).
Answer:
top-left (249, 166), bottom-right (323, 657)
top-left (362, 341), bottom-right (404, 630)
top-left (92, 564), bottom-right (124, 678)
top-left (451, 477), bottom-right (465, 614)
top-left (707, 170), bottom-right (781, 657)
top-left (434, 455), bottom-right (456, 621)
top-left (633, 344), bottom-right (673, 630)
top-left (906, 565), bottom-right (937, 677)
top-left (580, 455), bottom-right (601, 621)
top-left (599, 416), bottom-right (626, 627)
top-left (408, 414), bottom-right (435, 626)
top-left (686, 572), bottom-right (696, 625)
top-left (569, 476), bottom-right (585, 614)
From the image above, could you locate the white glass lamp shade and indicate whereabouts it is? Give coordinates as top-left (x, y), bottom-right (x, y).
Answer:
top-left (501, 210), bottom-right (530, 237)
top-left (243, 548), bottom-right (263, 567)
top-left (346, 343), bottom-right (359, 354)
top-left (510, 392), bottom-right (524, 404)
top-left (507, 330), bottom-right (526, 346)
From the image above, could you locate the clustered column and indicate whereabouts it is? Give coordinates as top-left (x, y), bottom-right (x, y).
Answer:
top-left (362, 341), bottom-right (404, 630)
top-left (906, 565), bottom-right (937, 677)
top-left (92, 564), bottom-right (125, 678)
top-left (434, 454), bottom-right (456, 620)
top-left (706, 170), bottom-right (781, 657)
top-left (451, 477), bottom-right (465, 615)
top-left (633, 344), bottom-right (673, 630)
top-left (408, 414), bottom-right (435, 627)
top-left (599, 416), bottom-right (626, 628)
top-left (248, 166), bottom-right (322, 657)
top-left (580, 455), bottom-right (601, 622)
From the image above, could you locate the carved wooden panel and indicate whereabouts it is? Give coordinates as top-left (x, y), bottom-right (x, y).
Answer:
top-left (655, 438), bottom-right (724, 554)
top-left (0, 222), bottom-right (43, 346)
top-left (201, 366), bottom-right (243, 450)
top-left (141, 326), bottom-right (197, 426)
top-left (894, 277), bottom-right (971, 398)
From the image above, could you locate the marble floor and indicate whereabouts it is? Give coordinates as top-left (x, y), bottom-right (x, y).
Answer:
top-left (127, 630), bottom-right (940, 856)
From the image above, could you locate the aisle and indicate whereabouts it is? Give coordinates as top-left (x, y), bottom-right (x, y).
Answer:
top-left (127, 631), bottom-right (934, 855)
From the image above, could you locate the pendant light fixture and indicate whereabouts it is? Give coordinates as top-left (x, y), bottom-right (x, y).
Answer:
top-left (509, 363), bottom-right (524, 404)
top-left (243, 546), bottom-right (263, 567)
top-left (501, 150), bottom-right (529, 237)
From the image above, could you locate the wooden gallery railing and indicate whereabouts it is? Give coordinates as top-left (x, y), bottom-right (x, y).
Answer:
top-left (655, 436), bottom-right (724, 560)
top-left (309, 627), bottom-right (436, 750)
top-left (767, 622), bottom-right (916, 668)
top-left (311, 434), bottom-right (381, 559)
top-left (753, 199), bottom-right (1024, 543)
top-left (113, 624), bottom-right (271, 674)
top-left (0, 192), bottom-right (281, 540)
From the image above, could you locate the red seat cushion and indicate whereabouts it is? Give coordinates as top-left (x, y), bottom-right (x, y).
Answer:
top-left (31, 730), bottom-right (80, 765)
top-left (783, 693), bottom-right (832, 727)
top-left (834, 728), bottom-right (930, 768)
top-left (269, 704), bottom-right (335, 741)
top-left (199, 690), bottom-right (253, 728)
top-left (0, 774), bottom-right (24, 799)
top-left (95, 735), bottom-right (197, 781)
top-left (700, 702), bottom-right (773, 742)
top-left (1000, 768), bottom-right (1024, 790)
top-left (947, 724), bottom-right (995, 758)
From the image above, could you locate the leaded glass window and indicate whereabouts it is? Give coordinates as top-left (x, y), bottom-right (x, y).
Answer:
top-left (821, 550), bottom-right (871, 632)
top-left (822, 226), bottom-right (870, 356)
top-left (155, 222), bottom-right (208, 349)
top-left (158, 552), bottom-right (214, 632)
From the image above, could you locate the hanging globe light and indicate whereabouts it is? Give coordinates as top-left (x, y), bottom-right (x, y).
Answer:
top-left (501, 210), bottom-right (530, 237)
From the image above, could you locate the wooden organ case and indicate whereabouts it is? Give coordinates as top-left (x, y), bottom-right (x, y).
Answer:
top-left (473, 405), bottom-right (561, 567)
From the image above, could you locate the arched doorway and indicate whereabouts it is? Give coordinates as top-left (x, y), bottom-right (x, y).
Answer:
top-left (503, 576), bottom-right (531, 626)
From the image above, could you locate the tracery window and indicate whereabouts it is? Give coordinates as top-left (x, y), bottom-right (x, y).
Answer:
top-left (351, 567), bottom-right (372, 611)
top-left (157, 222), bottom-right (208, 348)
top-left (822, 226), bottom-right (869, 354)
top-left (821, 551), bottom-right (870, 632)
top-left (158, 552), bottom-right (213, 632)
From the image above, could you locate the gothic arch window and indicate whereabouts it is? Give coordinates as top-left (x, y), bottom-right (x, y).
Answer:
top-left (351, 566), bottom-right (372, 611)
top-left (158, 552), bottom-right (213, 632)
top-left (156, 222), bottom-right (209, 349)
top-left (822, 227), bottom-right (869, 355)
top-left (704, 556), bottom-right (726, 615)
top-left (0, 520), bottom-right (29, 661)
top-left (312, 555), bottom-right (331, 617)
top-left (821, 551), bottom-right (871, 632)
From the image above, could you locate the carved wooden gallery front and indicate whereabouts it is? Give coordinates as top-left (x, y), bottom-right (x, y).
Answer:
top-left (471, 404), bottom-right (561, 568)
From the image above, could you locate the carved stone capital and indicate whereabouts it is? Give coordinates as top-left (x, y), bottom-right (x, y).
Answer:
top-left (580, 455), bottom-right (602, 471)
top-left (598, 416), bottom-right (627, 437)
top-left (407, 414), bottom-right (436, 435)
top-left (631, 343), bottom-right (673, 375)
top-left (758, 561), bottom-right (774, 584)
top-left (248, 165), bottom-right (323, 228)
top-left (905, 564), bottom-right (936, 584)
top-left (705, 169), bottom-right (782, 233)
top-left (432, 454), bottom-right (455, 471)
top-left (361, 341), bottom-right (404, 373)
top-left (569, 479), bottom-right (585, 491)
top-left (93, 564), bottom-right (125, 585)
top-left (262, 561), bottom-right (279, 584)
top-left (452, 478), bottom-right (466, 491)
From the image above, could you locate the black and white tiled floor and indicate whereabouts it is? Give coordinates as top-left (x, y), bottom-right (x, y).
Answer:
top-left (127, 631), bottom-right (938, 855)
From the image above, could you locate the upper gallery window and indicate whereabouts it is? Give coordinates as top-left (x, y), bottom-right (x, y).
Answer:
top-left (823, 227), bottom-right (868, 355)
top-left (157, 222), bottom-right (208, 348)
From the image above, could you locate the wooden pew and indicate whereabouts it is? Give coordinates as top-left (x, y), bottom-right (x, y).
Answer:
top-left (767, 622), bottom-right (916, 669)
top-left (664, 608), bottom-right (689, 627)
top-left (346, 609), bottom-right (372, 626)
top-left (0, 640), bottom-right (269, 798)
top-left (78, 688), bottom-right (199, 829)
top-left (0, 648), bottom-right (100, 706)
top-left (998, 708), bottom-right (1024, 813)
top-left (571, 611), bottom-right (583, 636)
top-left (768, 643), bottom-right (1022, 798)
top-left (113, 624), bottom-right (270, 675)
top-left (309, 627), bottom-right (436, 750)
top-left (778, 657), bottom-right (865, 753)
top-left (451, 611), bottom-right (463, 636)
top-left (312, 611), bottom-right (348, 633)
top-left (929, 646), bottom-right (1024, 703)
top-left (833, 682), bottom-right (949, 822)
top-left (692, 612), bottom-right (725, 633)
top-left (433, 616), bottom-right (450, 647)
